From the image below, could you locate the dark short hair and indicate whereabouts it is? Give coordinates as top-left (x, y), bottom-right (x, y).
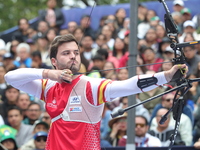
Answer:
top-left (97, 49), bottom-right (108, 60)
top-left (5, 85), bottom-right (19, 92)
top-left (31, 51), bottom-right (42, 60)
top-left (136, 115), bottom-right (149, 125)
top-left (28, 102), bottom-right (41, 110)
top-left (49, 34), bottom-right (79, 60)
top-left (7, 106), bottom-right (23, 115)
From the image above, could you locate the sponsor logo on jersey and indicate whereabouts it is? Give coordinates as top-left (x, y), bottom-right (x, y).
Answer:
top-left (69, 107), bottom-right (82, 112)
top-left (69, 96), bottom-right (81, 104)
top-left (47, 98), bottom-right (57, 108)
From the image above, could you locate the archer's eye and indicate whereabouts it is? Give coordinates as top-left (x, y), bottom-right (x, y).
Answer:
top-left (75, 51), bottom-right (80, 55)
top-left (63, 52), bottom-right (70, 55)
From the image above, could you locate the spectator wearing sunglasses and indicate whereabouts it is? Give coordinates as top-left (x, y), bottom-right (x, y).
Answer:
top-left (118, 115), bottom-right (161, 147)
top-left (20, 121), bottom-right (49, 150)
top-left (148, 108), bottom-right (184, 146)
top-left (150, 97), bottom-right (193, 146)
top-left (150, 92), bottom-right (193, 126)
top-left (33, 131), bottom-right (48, 150)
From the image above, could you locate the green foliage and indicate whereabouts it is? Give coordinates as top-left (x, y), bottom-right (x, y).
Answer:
top-left (0, 0), bottom-right (156, 32)
top-left (0, 0), bottom-right (46, 32)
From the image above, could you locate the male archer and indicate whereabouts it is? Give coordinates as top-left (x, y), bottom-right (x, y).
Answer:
top-left (4, 34), bottom-right (187, 150)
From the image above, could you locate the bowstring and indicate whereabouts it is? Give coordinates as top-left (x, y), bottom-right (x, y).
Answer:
top-left (69, 1), bottom-right (108, 150)
top-left (74, 60), bottom-right (173, 75)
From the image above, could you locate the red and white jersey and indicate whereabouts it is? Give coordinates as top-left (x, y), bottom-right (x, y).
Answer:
top-left (4, 68), bottom-right (167, 150)
top-left (43, 75), bottom-right (111, 150)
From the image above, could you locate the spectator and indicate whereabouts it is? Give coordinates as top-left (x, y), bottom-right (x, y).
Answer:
top-left (97, 48), bottom-right (119, 69)
top-left (93, 34), bottom-right (107, 49)
top-left (12, 18), bottom-right (30, 42)
top-left (45, 28), bottom-right (57, 43)
top-left (16, 93), bottom-right (31, 119)
top-left (79, 15), bottom-right (95, 39)
top-left (59, 29), bottom-right (69, 35)
top-left (158, 37), bottom-right (171, 58)
top-left (101, 25), bottom-right (115, 50)
top-left (0, 85), bottom-right (19, 123)
top-left (183, 46), bottom-right (200, 75)
top-left (38, 0), bottom-right (64, 30)
top-left (67, 21), bottom-right (78, 34)
top-left (138, 3), bottom-right (148, 24)
top-left (149, 108), bottom-right (184, 146)
top-left (13, 43), bottom-right (32, 68)
top-left (171, 11), bottom-right (184, 34)
top-left (35, 35), bottom-right (50, 66)
top-left (27, 27), bottom-right (37, 40)
top-left (9, 39), bottom-right (21, 59)
top-left (144, 28), bottom-right (159, 52)
top-left (156, 24), bottom-right (167, 44)
top-left (104, 19), bottom-right (118, 39)
top-left (41, 111), bottom-right (51, 127)
top-left (37, 21), bottom-right (50, 36)
top-left (112, 37), bottom-right (127, 62)
top-left (102, 61), bottom-right (116, 79)
top-left (117, 68), bottom-right (128, 81)
top-left (23, 102), bottom-right (42, 125)
top-left (73, 27), bottom-right (84, 43)
top-left (150, 108), bottom-right (193, 146)
top-left (31, 51), bottom-right (52, 69)
top-left (26, 38), bottom-right (37, 52)
top-left (2, 53), bottom-right (17, 72)
top-left (118, 115), bottom-right (162, 147)
top-left (33, 131), bottom-right (48, 150)
top-left (137, 10), bottom-right (157, 39)
top-left (142, 47), bottom-right (163, 72)
top-left (184, 32), bottom-right (195, 42)
top-left (105, 113), bottom-right (127, 147)
top-left (7, 106), bottom-right (33, 147)
top-left (181, 8), bottom-right (192, 23)
top-left (20, 121), bottom-right (49, 150)
top-left (150, 92), bottom-right (194, 125)
top-left (80, 35), bottom-right (96, 62)
top-left (173, 0), bottom-right (184, 12)
top-left (149, 16), bottom-right (161, 28)
top-left (179, 20), bottom-right (200, 43)
top-left (162, 46), bottom-right (176, 60)
top-left (115, 8), bottom-right (126, 29)
top-left (91, 55), bottom-right (106, 70)
top-left (117, 18), bottom-right (130, 39)
top-left (0, 125), bottom-right (18, 150)
top-left (95, 16), bottom-right (107, 36)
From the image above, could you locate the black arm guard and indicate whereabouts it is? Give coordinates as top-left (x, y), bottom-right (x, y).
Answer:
top-left (137, 76), bottom-right (158, 90)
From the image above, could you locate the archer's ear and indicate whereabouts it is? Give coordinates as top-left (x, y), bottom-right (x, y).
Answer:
top-left (51, 58), bottom-right (57, 69)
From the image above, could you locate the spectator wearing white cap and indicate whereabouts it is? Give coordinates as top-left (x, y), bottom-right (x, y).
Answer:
top-left (179, 20), bottom-right (200, 43)
top-left (173, 0), bottom-right (184, 12)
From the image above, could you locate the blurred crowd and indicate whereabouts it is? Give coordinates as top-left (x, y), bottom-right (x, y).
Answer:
top-left (1, 0), bottom-right (200, 149)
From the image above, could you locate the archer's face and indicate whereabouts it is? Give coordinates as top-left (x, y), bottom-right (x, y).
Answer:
top-left (51, 41), bottom-right (81, 74)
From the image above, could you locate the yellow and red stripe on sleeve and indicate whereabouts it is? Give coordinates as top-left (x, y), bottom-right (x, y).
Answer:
top-left (97, 80), bottom-right (111, 105)
top-left (40, 79), bottom-right (48, 102)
